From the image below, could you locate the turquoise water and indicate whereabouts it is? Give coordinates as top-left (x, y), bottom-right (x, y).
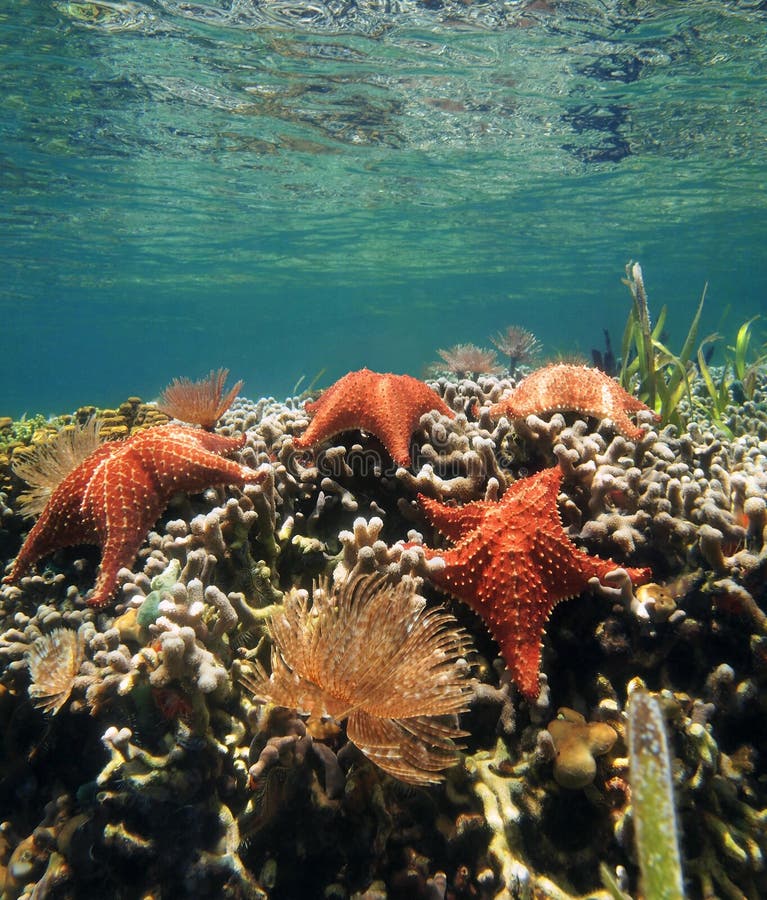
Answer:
top-left (2, 0), bottom-right (765, 418)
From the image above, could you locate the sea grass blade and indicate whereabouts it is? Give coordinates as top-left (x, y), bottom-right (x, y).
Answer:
top-left (651, 338), bottom-right (692, 423)
top-left (733, 315), bottom-right (760, 381)
top-left (627, 690), bottom-right (686, 900)
top-left (664, 282), bottom-right (707, 403)
top-left (651, 304), bottom-right (668, 341)
top-left (696, 335), bottom-right (734, 439)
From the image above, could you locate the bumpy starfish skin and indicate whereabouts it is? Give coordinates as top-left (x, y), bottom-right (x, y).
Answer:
top-left (416, 465), bottom-right (651, 699)
top-left (294, 368), bottom-right (456, 467)
top-left (4, 425), bottom-right (261, 608)
top-left (489, 363), bottom-right (659, 440)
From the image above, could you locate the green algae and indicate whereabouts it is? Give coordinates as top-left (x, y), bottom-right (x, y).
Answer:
top-left (137, 559), bottom-right (181, 627)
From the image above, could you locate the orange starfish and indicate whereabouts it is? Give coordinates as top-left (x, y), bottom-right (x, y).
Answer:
top-left (414, 466), bottom-right (651, 699)
top-left (489, 363), bottom-right (658, 440)
top-left (294, 368), bottom-right (455, 467)
top-left (4, 425), bottom-right (262, 608)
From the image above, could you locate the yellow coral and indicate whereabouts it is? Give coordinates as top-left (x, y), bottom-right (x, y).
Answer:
top-left (546, 708), bottom-right (617, 790)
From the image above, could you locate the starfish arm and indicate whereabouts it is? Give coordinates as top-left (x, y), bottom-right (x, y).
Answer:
top-left (371, 407), bottom-right (414, 467)
top-left (294, 372), bottom-right (372, 451)
top-left (3, 495), bottom-right (97, 584)
top-left (426, 542), bottom-right (494, 610)
top-left (88, 523), bottom-right (160, 608)
top-left (2, 449), bottom-right (111, 584)
top-left (471, 549), bottom-right (554, 700)
top-left (379, 379), bottom-right (455, 465)
top-left (158, 449), bottom-right (256, 493)
top-left (294, 370), bottom-right (455, 468)
top-left (532, 529), bottom-right (650, 596)
top-left (294, 406), bottom-right (367, 450)
top-left (417, 495), bottom-right (492, 544)
top-left (132, 431), bottom-right (256, 493)
top-left (78, 453), bottom-right (163, 607)
top-left (186, 430), bottom-right (246, 455)
top-left (495, 627), bottom-right (545, 701)
top-left (607, 409), bottom-right (644, 441)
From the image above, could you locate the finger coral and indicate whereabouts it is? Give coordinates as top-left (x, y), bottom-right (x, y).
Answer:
top-left (242, 572), bottom-right (474, 785)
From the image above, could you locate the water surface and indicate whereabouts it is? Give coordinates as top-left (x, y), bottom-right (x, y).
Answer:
top-left (2, 0), bottom-right (765, 416)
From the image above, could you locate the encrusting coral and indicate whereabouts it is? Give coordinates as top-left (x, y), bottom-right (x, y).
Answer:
top-left (545, 707), bottom-right (617, 790)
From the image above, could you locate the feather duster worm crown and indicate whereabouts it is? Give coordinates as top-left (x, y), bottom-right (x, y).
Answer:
top-left (242, 572), bottom-right (475, 785)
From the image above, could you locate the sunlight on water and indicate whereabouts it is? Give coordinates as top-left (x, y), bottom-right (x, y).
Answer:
top-left (1, 1), bottom-right (765, 414)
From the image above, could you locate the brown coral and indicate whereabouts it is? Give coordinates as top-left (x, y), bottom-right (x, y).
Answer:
top-left (157, 368), bottom-right (243, 430)
top-left (25, 628), bottom-right (86, 715)
top-left (546, 707), bottom-right (617, 789)
top-left (242, 572), bottom-right (474, 785)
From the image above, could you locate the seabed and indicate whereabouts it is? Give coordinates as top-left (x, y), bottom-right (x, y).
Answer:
top-left (0, 363), bottom-right (765, 900)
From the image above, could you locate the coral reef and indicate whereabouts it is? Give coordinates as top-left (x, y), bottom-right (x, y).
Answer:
top-left (0, 366), bottom-right (765, 899)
